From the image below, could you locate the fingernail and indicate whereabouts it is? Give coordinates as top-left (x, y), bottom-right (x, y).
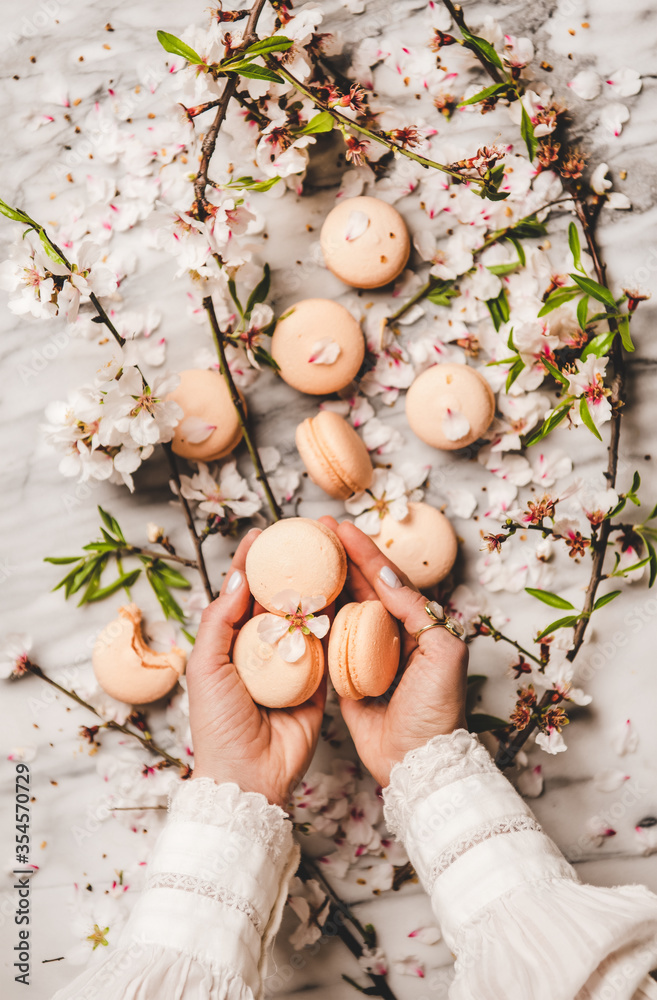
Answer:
top-left (227, 570), bottom-right (243, 594)
top-left (379, 566), bottom-right (401, 588)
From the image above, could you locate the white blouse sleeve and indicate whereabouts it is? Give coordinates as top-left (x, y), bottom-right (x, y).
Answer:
top-left (383, 730), bottom-right (657, 1000)
top-left (52, 779), bottom-right (300, 1000)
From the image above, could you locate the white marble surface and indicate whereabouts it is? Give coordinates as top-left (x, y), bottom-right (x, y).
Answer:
top-left (2, 1), bottom-right (657, 998)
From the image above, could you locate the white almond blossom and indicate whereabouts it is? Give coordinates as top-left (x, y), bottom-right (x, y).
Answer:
top-left (565, 356), bottom-right (612, 428)
top-left (345, 468), bottom-right (417, 535)
top-left (179, 462), bottom-right (261, 519)
top-left (257, 591), bottom-right (330, 663)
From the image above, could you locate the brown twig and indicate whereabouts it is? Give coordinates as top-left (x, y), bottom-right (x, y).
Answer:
top-left (24, 662), bottom-right (186, 770)
top-left (123, 545), bottom-right (198, 568)
top-left (472, 617), bottom-right (543, 666)
top-left (204, 296), bottom-right (282, 522)
top-left (163, 443), bottom-right (215, 602)
top-left (192, 0), bottom-right (268, 218)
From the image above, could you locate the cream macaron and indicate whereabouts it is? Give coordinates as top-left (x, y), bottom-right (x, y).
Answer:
top-left (233, 614), bottom-right (324, 708)
top-left (320, 195), bottom-right (410, 289)
top-left (328, 600), bottom-right (400, 700)
top-left (271, 299), bottom-right (365, 395)
top-left (296, 411), bottom-right (373, 500)
top-left (372, 501), bottom-right (457, 589)
top-left (92, 604), bottom-right (186, 705)
top-left (245, 517), bottom-right (347, 613)
top-left (167, 369), bottom-right (243, 462)
top-left (406, 363), bottom-right (495, 451)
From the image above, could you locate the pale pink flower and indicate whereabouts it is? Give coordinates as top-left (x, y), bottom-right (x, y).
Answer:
top-left (257, 592), bottom-right (329, 663)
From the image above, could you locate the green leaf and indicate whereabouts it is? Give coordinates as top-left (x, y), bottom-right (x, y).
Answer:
top-left (541, 356), bottom-right (569, 387)
top-left (486, 287), bottom-right (510, 331)
top-left (156, 30), bottom-right (203, 64)
top-left (520, 103), bottom-right (538, 161)
top-left (147, 568), bottom-right (185, 623)
top-left (525, 588), bottom-right (575, 610)
top-left (644, 502), bottom-right (657, 523)
top-left (76, 555), bottom-right (110, 606)
top-left (614, 555), bottom-right (650, 576)
top-left (505, 357), bottom-right (525, 392)
top-left (460, 26), bottom-right (504, 69)
top-left (524, 400), bottom-right (573, 446)
top-left (181, 628), bottom-right (196, 645)
top-left (537, 285), bottom-right (580, 317)
top-left (227, 278), bottom-right (243, 317)
top-left (537, 615), bottom-right (580, 639)
top-left (487, 260), bottom-right (521, 276)
top-left (467, 674), bottom-right (488, 686)
top-left (52, 560), bottom-right (85, 592)
top-left (98, 506), bottom-right (126, 544)
top-left (252, 345), bottom-right (280, 370)
top-left (238, 35), bottom-right (293, 57)
top-left (426, 280), bottom-right (460, 307)
top-left (0, 199), bottom-right (36, 225)
top-left (577, 295), bottom-right (589, 331)
top-left (568, 222), bottom-right (583, 272)
top-left (593, 590), bottom-right (621, 611)
top-left (245, 263), bottom-right (270, 318)
top-left (458, 82), bottom-right (507, 107)
top-left (581, 328), bottom-right (616, 360)
top-left (579, 397), bottom-right (602, 440)
top-left (630, 470), bottom-right (641, 495)
top-left (152, 561), bottom-right (191, 590)
top-left (44, 556), bottom-right (81, 565)
top-left (224, 62), bottom-right (283, 83)
top-left (617, 314), bottom-right (635, 353)
top-left (38, 229), bottom-right (67, 266)
top-left (570, 273), bottom-right (616, 309)
top-left (646, 539), bottom-right (657, 588)
top-left (87, 570), bottom-right (142, 603)
top-left (506, 235), bottom-right (526, 267)
top-left (506, 216), bottom-right (548, 240)
top-left (67, 557), bottom-right (104, 597)
top-left (467, 713), bottom-right (509, 734)
top-left (294, 111), bottom-right (334, 135)
top-left (83, 541), bottom-right (121, 553)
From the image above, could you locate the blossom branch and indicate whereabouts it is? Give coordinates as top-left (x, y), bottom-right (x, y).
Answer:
top-left (267, 61), bottom-right (489, 191)
top-left (23, 662), bottom-right (187, 771)
top-left (204, 296), bottom-right (282, 522)
top-left (439, 0), bottom-right (506, 83)
top-left (470, 616), bottom-right (544, 666)
top-left (163, 443), bottom-right (216, 601)
top-left (193, 0), bottom-right (268, 218)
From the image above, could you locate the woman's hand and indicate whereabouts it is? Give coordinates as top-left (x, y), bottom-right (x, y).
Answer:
top-left (186, 526), bottom-right (328, 809)
top-left (336, 521), bottom-right (468, 788)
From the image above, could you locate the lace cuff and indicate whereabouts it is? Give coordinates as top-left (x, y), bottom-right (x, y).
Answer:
top-left (382, 730), bottom-right (575, 945)
top-left (117, 778), bottom-right (299, 1000)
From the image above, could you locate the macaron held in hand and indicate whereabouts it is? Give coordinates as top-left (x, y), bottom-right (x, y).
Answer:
top-left (233, 613), bottom-right (325, 709)
top-left (93, 604), bottom-right (186, 705)
top-left (406, 363), bottom-right (495, 451)
top-left (328, 600), bottom-right (400, 700)
top-left (271, 298), bottom-right (365, 395)
top-left (244, 516), bottom-right (347, 613)
top-left (320, 195), bottom-right (411, 289)
top-left (296, 410), bottom-right (373, 499)
top-left (167, 368), bottom-right (243, 462)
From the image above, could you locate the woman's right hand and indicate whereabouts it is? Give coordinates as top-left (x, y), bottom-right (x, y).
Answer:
top-left (336, 521), bottom-right (469, 788)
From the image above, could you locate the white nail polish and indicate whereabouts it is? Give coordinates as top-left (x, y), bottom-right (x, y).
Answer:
top-left (379, 566), bottom-right (401, 588)
top-left (227, 570), bottom-right (243, 594)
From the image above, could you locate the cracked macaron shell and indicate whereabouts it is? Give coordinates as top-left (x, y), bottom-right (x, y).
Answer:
top-left (92, 604), bottom-right (186, 705)
top-left (328, 600), bottom-right (400, 700)
top-left (233, 614), bottom-right (325, 708)
top-left (245, 517), bottom-right (347, 613)
top-left (296, 410), bottom-right (373, 500)
top-left (167, 368), bottom-right (244, 462)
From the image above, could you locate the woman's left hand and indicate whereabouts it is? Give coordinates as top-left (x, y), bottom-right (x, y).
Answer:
top-left (187, 524), bottom-right (330, 809)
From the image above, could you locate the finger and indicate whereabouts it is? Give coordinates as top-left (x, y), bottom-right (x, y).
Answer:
top-left (337, 522), bottom-right (461, 652)
top-left (338, 693), bottom-right (385, 744)
top-left (345, 559), bottom-right (378, 603)
top-left (317, 514), bottom-right (340, 533)
top-left (191, 528), bottom-right (261, 669)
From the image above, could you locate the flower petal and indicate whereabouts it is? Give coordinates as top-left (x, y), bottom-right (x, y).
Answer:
top-left (306, 614), bottom-right (330, 639)
top-left (278, 630), bottom-right (307, 663)
top-left (271, 589), bottom-right (301, 614)
top-left (257, 615), bottom-right (290, 644)
top-left (344, 210), bottom-right (369, 242)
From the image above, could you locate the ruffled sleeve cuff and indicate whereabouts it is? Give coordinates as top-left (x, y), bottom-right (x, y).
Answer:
top-left (53, 779), bottom-right (300, 1000)
top-left (383, 731), bottom-right (657, 1000)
